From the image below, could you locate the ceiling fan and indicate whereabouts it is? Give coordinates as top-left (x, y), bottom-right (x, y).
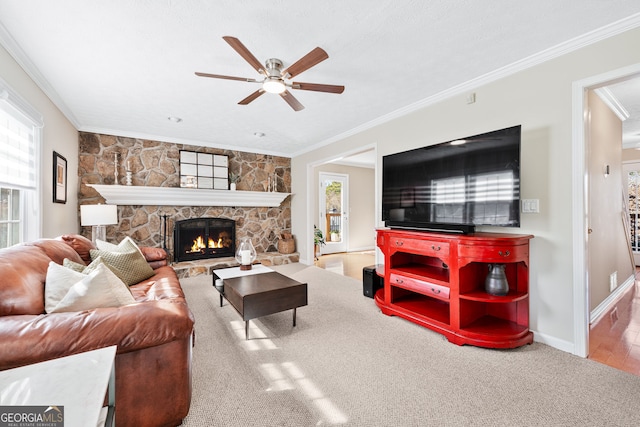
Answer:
top-left (195, 36), bottom-right (345, 111)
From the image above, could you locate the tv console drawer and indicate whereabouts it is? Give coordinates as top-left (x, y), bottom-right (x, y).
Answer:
top-left (458, 244), bottom-right (528, 262)
top-left (389, 273), bottom-right (450, 301)
top-left (389, 237), bottom-right (450, 257)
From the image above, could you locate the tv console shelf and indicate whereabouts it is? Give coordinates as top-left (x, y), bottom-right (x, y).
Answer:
top-left (375, 228), bottom-right (533, 348)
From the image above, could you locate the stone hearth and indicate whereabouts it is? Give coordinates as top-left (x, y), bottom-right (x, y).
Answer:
top-left (173, 252), bottom-right (299, 279)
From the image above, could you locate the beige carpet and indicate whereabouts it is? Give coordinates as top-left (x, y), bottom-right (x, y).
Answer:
top-left (179, 264), bottom-right (640, 426)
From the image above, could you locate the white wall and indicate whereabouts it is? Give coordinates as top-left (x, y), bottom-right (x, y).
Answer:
top-left (0, 44), bottom-right (79, 237)
top-left (291, 26), bottom-right (640, 353)
top-left (587, 91), bottom-right (633, 311)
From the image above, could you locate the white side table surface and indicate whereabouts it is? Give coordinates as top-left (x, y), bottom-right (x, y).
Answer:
top-left (0, 346), bottom-right (116, 427)
top-left (214, 264), bottom-right (273, 280)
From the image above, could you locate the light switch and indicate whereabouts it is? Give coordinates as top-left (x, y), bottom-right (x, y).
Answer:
top-left (522, 199), bottom-right (539, 213)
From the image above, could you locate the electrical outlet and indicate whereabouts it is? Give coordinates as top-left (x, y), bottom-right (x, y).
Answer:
top-left (609, 271), bottom-right (618, 292)
top-left (466, 92), bottom-right (476, 104)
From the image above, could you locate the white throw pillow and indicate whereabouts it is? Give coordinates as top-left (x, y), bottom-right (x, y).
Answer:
top-left (45, 261), bottom-right (136, 313)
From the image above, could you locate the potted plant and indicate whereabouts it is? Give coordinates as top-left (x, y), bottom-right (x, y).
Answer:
top-left (314, 225), bottom-right (325, 260)
top-left (229, 172), bottom-right (240, 191)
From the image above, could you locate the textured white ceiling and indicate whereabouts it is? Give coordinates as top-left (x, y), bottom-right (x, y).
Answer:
top-left (0, 1), bottom-right (639, 157)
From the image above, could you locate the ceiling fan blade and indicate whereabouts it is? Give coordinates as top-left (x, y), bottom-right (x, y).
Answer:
top-left (238, 89), bottom-right (265, 105)
top-left (280, 90), bottom-right (305, 111)
top-left (223, 36), bottom-right (266, 75)
top-left (281, 47), bottom-right (328, 78)
top-left (195, 72), bottom-right (258, 83)
top-left (291, 82), bottom-right (345, 94)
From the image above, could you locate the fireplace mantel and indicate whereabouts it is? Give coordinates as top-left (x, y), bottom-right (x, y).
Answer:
top-left (87, 184), bottom-right (291, 207)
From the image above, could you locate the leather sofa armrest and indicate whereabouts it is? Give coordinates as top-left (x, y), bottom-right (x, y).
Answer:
top-left (0, 300), bottom-right (194, 371)
top-left (140, 247), bottom-right (168, 268)
top-left (59, 234), bottom-right (96, 264)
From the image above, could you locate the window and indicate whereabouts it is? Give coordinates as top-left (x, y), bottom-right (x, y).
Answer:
top-left (0, 188), bottom-right (20, 247)
top-left (0, 78), bottom-right (43, 248)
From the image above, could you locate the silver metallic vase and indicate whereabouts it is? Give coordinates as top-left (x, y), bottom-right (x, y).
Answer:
top-left (485, 264), bottom-right (509, 296)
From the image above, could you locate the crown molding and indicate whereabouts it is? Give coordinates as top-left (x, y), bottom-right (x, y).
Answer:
top-left (594, 87), bottom-right (630, 121)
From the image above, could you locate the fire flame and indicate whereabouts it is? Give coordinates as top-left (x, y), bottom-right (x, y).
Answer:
top-left (189, 236), bottom-right (224, 253)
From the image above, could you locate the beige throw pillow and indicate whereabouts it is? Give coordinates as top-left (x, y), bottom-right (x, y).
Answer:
top-left (63, 257), bottom-right (133, 295)
top-left (63, 256), bottom-right (105, 273)
top-left (90, 238), bottom-right (155, 286)
top-left (96, 236), bottom-right (144, 255)
top-left (45, 261), bottom-right (136, 313)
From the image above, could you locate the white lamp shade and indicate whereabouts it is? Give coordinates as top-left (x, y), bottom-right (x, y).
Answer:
top-left (80, 204), bottom-right (118, 226)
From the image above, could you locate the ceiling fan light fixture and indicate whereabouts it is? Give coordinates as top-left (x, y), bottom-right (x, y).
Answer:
top-left (195, 37), bottom-right (343, 110)
top-left (262, 78), bottom-right (286, 94)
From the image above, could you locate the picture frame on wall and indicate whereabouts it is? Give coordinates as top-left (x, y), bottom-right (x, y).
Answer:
top-left (53, 151), bottom-right (67, 204)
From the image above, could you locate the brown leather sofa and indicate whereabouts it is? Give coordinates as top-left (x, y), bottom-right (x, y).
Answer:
top-left (0, 234), bottom-right (194, 427)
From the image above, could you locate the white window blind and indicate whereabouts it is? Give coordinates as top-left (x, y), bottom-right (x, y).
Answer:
top-left (0, 102), bottom-right (37, 190)
top-left (0, 77), bottom-right (43, 246)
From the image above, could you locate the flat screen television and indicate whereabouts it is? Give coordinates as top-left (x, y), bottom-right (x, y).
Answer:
top-left (382, 125), bottom-right (521, 234)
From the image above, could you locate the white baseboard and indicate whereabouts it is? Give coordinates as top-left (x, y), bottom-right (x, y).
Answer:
top-left (347, 246), bottom-right (375, 253)
top-left (532, 330), bottom-right (575, 354)
top-left (590, 274), bottom-right (635, 325)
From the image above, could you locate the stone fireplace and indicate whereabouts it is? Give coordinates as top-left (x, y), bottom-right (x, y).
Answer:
top-left (173, 218), bottom-right (236, 262)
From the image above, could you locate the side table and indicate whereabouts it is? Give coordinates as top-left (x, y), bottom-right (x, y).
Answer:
top-left (0, 346), bottom-right (116, 427)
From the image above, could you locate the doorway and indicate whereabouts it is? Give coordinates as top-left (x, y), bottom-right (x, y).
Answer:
top-left (573, 63), bottom-right (640, 358)
top-left (305, 144), bottom-right (378, 265)
top-left (319, 172), bottom-right (349, 254)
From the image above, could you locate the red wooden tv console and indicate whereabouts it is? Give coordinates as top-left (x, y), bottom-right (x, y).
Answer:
top-left (375, 228), bottom-right (534, 349)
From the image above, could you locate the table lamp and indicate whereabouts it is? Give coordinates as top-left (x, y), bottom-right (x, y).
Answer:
top-left (80, 204), bottom-right (118, 243)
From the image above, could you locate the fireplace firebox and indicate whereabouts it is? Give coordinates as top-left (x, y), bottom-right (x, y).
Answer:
top-left (173, 218), bottom-right (235, 262)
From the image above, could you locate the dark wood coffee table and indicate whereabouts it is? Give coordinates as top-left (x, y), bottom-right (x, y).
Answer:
top-left (213, 266), bottom-right (307, 339)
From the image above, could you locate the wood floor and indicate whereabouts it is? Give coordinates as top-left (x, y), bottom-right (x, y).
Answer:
top-left (317, 252), bottom-right (640, 377)
top-left (588, 271), bottom-right (640, 377)
top-left (314, 251), bottom-right (376, 281)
